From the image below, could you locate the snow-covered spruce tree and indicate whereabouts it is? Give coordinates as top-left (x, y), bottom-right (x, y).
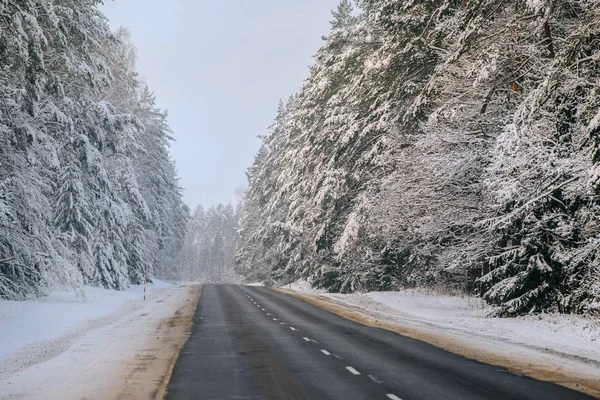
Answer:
top-left (0, 1), bottom-right (188, 298)
top-left (98, 30), bottom-right (154, 285)
top-left (478, 0), bottom-right (600, 316)
top-left (0, 0), bottom-right (115, 297)
top-left (236, 148), bottom-right (269, 279)
top-left (99, 28), bottom-right (190, 284)
top-left (278, 3), bottom-right (384, 292)
top-left (238, 2), bottom-right (364, 290)
top-left (53, 163), bottom-right (95, 284)
top-left (236, 99), bottom-right (303, 283)
top-left (356, 0), bottom-right (600, 311)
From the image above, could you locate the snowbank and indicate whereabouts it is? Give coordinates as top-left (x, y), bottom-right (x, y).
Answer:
top-left (245, 281), bottom-right (265, 287)
top-left (0, 281), bottom-right (199, 400)
top-left (322, 289), bottom-right (600, 363)
top-left (0, 280), bottom-right (171, 364)
top-left (280, 279), bottom-right (326, 293)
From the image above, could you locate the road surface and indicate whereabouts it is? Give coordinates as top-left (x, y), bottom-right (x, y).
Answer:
top-left (165, 284), bottom-right (593, 400)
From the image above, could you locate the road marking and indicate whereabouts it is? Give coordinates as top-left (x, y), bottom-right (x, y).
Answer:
top-left (386, 395), bottom-right (402, 400)
top-left (345, 366), bottom-right (361, 375)
top-left (267, 313), bottom-right (272, 316)
top-left (320, 350), bottom-right (331, 356)
top-left (290, 327), bottom-right (298, 331)
top-left (367, 375), bottom-right (382, 384)
top-left (273, 318), bottom-right (278, 321)
top-left (280, 322), bottom-right (286, 325)
top-left (303, 337), bottom-right (311, 342)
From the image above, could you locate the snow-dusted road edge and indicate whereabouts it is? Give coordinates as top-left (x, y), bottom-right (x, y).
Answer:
top-left (0, 284), bottom-right (201, 400)
top-left (275, 285), bottom-right (600, 398)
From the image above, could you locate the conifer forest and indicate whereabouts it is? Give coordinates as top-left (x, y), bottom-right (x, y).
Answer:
top-left (2, 0), bottom-right (600, 318)
top-left (0, 2), bottom-right (188, 299)
top-left (236, 0), bottom-right (600, 316)
top-left (3, 2), bottom-right (600, 399)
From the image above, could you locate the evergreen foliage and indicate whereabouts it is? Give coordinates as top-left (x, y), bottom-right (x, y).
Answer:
top-left (237, 0), bottom-right (600, 316)
top-left (0, 2), bottom-right (188, 299)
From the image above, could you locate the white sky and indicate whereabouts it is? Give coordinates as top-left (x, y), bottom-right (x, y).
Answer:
top-left (99, 0), bottom-right (341, 209)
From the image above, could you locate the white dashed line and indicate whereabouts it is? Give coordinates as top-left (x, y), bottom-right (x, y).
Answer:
top-left (290, 327), bottom-right (298, 331)
top-left (320, 350), bottom-right (331, 356)
top-left (280, 322), bottom-right (286, 325)
top-left (267, 313), bottom-right (272, 316)
top-left (303, 337), bottom-right (311, 342)
top-left (273, 318), bottom-right (278, 321)
top-left (386, 395), bottom-right (402, 400)
top-left (368, 375), bottom-right (382, 384)
top-left (345, 366), bottom-right (361, 375)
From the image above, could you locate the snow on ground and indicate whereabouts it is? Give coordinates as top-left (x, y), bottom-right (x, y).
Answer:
top-left (324, 289), bottom-right (600, 362)
top-left (0, 280), bottom-right (170, 364)
top-left (245, 281), bottom-right (265, 287)
top-left (280, 279), bottom-right (325, 293)
top-left (0, 281), bottom-right (200, 400)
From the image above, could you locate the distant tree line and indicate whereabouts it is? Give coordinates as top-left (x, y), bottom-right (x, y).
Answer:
top-left (237, 0), bottom-right (600, 316)
top-left (182, 204), bottom-right (241, 284)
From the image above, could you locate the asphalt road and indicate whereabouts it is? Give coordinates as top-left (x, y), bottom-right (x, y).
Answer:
top-left (165, 284), bottom-right (593, 400)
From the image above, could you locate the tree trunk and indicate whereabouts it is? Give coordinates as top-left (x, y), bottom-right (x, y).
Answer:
top-left (543, 20), bottom-right (556, 58)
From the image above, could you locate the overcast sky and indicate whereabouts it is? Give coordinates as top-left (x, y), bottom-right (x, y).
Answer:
top-left (99, 0), bottom-right (341, 209)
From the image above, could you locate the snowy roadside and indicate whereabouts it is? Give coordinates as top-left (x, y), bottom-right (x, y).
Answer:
top-left (0, 282), bottom-right (201, 400)
top-left (279, 280), bottom-right (600, 397)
